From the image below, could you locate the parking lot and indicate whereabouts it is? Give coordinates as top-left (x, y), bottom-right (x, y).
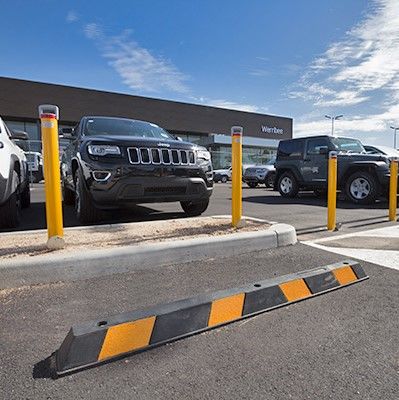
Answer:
top-left (1, 178), bottom-right (398, 400)
top-left (1, 241), bottom-right (398, 399)
top-left (6, 182), bottom-right (394, 234)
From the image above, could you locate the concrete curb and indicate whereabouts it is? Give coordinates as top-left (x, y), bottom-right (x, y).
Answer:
top-left (0, 223), bottom-right (296, 290)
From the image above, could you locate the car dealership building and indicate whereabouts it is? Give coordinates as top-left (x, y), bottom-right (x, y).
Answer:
top-left (0, 77), bottom-right (293, 169)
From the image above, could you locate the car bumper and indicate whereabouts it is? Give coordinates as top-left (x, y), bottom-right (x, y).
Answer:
top-left (243, 176), bottom-right (265, 183)
top-left (82, 163), bottom-right (213, 208)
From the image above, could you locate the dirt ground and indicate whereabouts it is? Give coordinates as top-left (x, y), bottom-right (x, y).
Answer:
top-left (0, 216), bottom-right (270, 260)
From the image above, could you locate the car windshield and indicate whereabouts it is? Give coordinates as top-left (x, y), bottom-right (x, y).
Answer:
top-left (266, 157), bottom-right (276, 165)
top-left (84, 117), bottom-right (174, 140)
top-left (331, 137), bottom-right (365, 153)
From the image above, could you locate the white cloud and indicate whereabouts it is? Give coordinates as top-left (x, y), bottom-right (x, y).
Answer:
top-left (84, 23), bottom-right (102, 40)
top-left (205, 99), bottom-right (263, 113)
top-left (249, 68), bottom-right (270, 77)
top-left (66, 11), bottom-right (78, 23)
top-left (84, 27), bottom-right (188, 94)
top-left (291, 0), bottom-right (399, 108)
top-left (290, 0), bottom-right (399, 145)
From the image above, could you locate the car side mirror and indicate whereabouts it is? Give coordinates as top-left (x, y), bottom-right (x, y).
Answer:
top-left (11, 130), bottom-right (29, 140)
top-left (319, 146), bottom-right (329, 155)
top-left (60, 127), bottom-right (75, 139)
top-left (175, 136), bottom-right (183, 141)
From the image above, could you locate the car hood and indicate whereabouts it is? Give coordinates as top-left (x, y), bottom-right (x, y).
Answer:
top-left (81, 135), bottom-right (204, 150)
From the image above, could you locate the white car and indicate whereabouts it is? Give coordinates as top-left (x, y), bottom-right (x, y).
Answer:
top-left (243, 157), bottom-right (276, 188)
top-left (25, 151), bottom-right (44, 183)
top-left (363, 145), bottom-right (399, 159)
top-left (213, 166), bottom-right (232, 183)
top-left (0, 117), bottom-right (30, 228)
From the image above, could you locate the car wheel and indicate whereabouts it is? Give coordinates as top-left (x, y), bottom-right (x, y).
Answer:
top-left (265, 172), bottom-right (276, 188)
top-left (62, 180), bottom-right (75, 205)
top-left (345, 171), bottom-right (379, 204)
top-left (247, 182), bottom-right (258, 188)
top-left (181, 199), bottom-right (209, 217)
top-left (75, 170), bottom-right (101, 223)
top-left (278, 172), bottom-right (299, 198)
top-left (221, 175), bottom-right (228, 183)
top-left (0, 171), bottom-right (21, 228)
top-left (21, 182), bottom-right (31, 208)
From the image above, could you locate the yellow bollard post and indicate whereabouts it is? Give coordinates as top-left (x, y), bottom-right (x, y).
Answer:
top-left (327, 151), bottom-right (338, 231)
top-left (39, 104), bottom-right (65, 249)
top-left (389, 159), bottom-right (398, 221)
top-left (231, 126), bottom-right (243, 227)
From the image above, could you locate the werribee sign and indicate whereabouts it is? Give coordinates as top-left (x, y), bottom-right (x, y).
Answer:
top-left (261, 125), bottom-right (284, 135)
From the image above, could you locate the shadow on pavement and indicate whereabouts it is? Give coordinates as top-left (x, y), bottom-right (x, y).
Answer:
top-left (0, 202), bottom-right (185, 233)
top-left (242, 190), bottom-right (389, 210)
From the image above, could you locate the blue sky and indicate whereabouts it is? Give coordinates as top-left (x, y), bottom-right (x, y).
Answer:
top-left (1, 0), bottom-right (398, 146)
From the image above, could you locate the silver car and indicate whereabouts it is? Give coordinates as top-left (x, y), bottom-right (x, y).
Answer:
top-left (243, 157), bottom-right (276, 188)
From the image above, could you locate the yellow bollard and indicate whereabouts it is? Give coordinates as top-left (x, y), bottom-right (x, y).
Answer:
top-left (327, 151), bottom-right (338, 231)
top-left (231, 126), bottom-right (243, 227)
top-left (39, 105), bottom-right (65, 249)
top-left (389, 159), bottom-right (398, 221)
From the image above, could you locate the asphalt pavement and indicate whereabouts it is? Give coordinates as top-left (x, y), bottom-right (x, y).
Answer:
top-left (3, 182), bottom-right (394, 233)
top-left (1, 243), bottom-right (398, 399)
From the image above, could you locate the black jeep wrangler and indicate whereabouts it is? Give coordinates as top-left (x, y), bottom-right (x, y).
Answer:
top-left (275, 135), bottom-right (391, 204)
top-left (60, 116), bottom-right (213, 223)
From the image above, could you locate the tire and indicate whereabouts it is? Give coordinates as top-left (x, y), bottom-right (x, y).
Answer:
top-left (181, 199), bottom-right (210, 217)
top-left (0, 172), bottom-right (21, 228)
top-left (21, 182), bottom-right (31, 208)
top-left (75, 169), bottom-right (101, 223)
top-left (247, 182), bottom-right (258, 188)
top-left (345, 171), bottom-right (379, 205)
top-left (62, 180), bottom-right (75, 205)
top-left (265, 172), bottom-right (276, 188)
top-left (221, 175), bottom-right (228, 183)
top-left (278, 171), bottom-right (299, 198)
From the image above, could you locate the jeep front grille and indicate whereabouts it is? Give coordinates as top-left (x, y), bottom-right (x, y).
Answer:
top-left (128, 147), bottom-right (196, 166)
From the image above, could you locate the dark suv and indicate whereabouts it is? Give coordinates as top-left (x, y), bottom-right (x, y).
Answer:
top-left (61, 116), bottom-right (213, 223)
top-left (275, 135), bottom-right (391, 204)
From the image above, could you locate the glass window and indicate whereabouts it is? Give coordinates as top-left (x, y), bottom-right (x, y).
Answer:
top-left (278, 140), bottom-right (303, 158)
top-left (83, 117), bottom-right (174, 140)
top-left (5, 120), bottom-right (24, 133)
top-left (24, 122), bottom-right (40, 141)
top-left (210, 145), bottom-right (277, 169)
top-left (306, 138), bottom-right (329, 155)
top-left (331, 137), bottom-right (365, 153)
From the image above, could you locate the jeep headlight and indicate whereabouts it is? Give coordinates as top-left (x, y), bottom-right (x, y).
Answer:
top-left (197, 150), bottom-right (211, 161)
top-left (88, 145), bottom-right (121, 156)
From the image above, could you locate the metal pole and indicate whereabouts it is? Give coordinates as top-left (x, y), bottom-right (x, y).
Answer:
top-left (231, 126), bottom-right (243, 227)
top-left (39, 104), bottom-right (65, 249)
top-left (331, 118), bottom-right (335, 137)
top-left (327, 151), bottom-right (338, 231)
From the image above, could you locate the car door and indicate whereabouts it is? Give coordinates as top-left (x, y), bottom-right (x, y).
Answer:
top-left (301, 138), bottom-right (329, 185)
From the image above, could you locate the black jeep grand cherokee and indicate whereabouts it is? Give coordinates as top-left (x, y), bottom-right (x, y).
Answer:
top-left (61, 116), bottom-right (213, 223)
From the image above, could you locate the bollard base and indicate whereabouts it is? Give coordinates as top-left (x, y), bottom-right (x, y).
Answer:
top-left (47, 236), bottom-right (65, 250)
top-left (232, 219), bottom-right (246, 228)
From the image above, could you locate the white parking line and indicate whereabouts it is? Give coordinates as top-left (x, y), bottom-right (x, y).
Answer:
top-left (303, 225), bottom-right (399, 271)
top-left (305, 242), bottom-right (399, 271)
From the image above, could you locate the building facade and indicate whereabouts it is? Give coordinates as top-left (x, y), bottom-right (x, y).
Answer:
top-left (0, 77), bottom-right (293, 168)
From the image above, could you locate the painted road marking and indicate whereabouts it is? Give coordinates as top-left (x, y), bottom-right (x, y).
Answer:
top-left (303, 225), bottom-right (399, 271)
